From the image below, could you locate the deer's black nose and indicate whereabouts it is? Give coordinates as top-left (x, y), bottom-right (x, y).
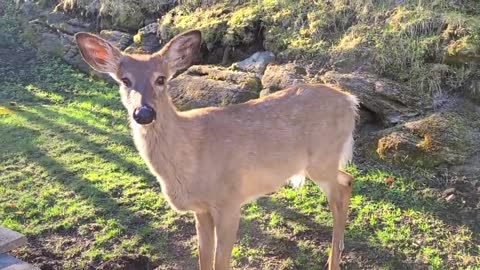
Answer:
top-left (133, 105), bottom-right (156, 125)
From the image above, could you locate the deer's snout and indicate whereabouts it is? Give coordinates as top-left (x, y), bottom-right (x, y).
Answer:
top-left (133, 105), bottom-right (156, 125)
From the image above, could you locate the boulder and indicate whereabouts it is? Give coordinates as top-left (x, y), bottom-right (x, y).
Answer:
top-left (26, 21), bottom-right (112, 81)
top-left (370, 102), bottom-right (480, 176)
top-left (260, 63), bottom-right (306, 96)
top-left (50, 22), bottom-right (90, 35)
top-left (168, 65), bottom-right (261, 111)
top-left (44, 12), bottom-right (94, 35)
top-left (321, 71), bottom-right (425, 125)
top-left (16, 0), bottom-right (44, 20)
top-left (232, 51), bottom-right (275, 75)
top-left (99, 4), bottom-right (144, 31)
top-left (125, 22), bottom-right (161, 54)
top-left (61, 34), bottom-right (92, 74)
top-left (100, 30), bottom-right (133, 51)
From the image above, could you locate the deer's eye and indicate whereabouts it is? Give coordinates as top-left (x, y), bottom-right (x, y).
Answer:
top-left (121, 78), bottom-right (132, 87)
top-left (155, 76), bottom-right (166, 86)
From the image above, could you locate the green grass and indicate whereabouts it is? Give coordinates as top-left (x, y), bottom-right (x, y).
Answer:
top-left (1, 2), bottom-right (479, 269)
top-left (1, 46), bottom-right (478, 270)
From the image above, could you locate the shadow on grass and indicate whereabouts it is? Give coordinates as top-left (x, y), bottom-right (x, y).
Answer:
top-left (19, 107), bottom-right (151, 183)
top-left (353, 175), bottom-right (479, 236)
top-left (239, 197), bottom-right (420, 270)
top-left (0, 122), bottom-right (196, 269)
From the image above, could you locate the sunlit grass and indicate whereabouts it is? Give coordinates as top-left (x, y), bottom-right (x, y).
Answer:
top-left (1, 56), bottom-right (478, 268)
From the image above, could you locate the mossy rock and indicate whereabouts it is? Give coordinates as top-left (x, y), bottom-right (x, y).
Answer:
top-left (59, 0), bottom-right (170, 31)
top-left (373, 109), bottom-right (479, 171)
top-left (99, 30), bottom-right (133, 50)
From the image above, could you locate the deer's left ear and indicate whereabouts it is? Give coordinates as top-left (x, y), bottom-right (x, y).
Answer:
top-left (160, 30), bottom-right (202, 77)
top-left (75, 32), bottom-right (122, 74)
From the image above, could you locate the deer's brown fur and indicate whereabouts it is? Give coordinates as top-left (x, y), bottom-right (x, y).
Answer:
top-left (75, 30), bottom-right (358, 270)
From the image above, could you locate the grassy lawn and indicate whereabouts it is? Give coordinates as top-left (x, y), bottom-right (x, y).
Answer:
top-left (0, 5), bottom-right (478, 270)
top-left (1, 45), bottom-right (478, 270)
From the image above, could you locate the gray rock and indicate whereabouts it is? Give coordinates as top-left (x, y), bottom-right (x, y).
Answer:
top-left (100, 30), bottom-right (133, 51)
top-left (16, 0), bottom-right (42, 20)
top-left (40, 11), bottom-right (93, 35)
top-left (45, 10), bottom-right (70, 25)
top-left (321, 71), bottom-right (425, 125)
top-left (261, 63), bottom-right (306, 95)
top-left (36, 32), bottom-right (68, 55)
top-left (139, 22), bottom-right (159, 36)
top-left (25, 20), bottom-right (114, 83)
top-left (233, 51), bottom-right (275, 75)
top-left (51, 22), bottom-right (89, 35)
top-left (125, 22), bottom-right (161, 54)
top-left (0, 226), bottom-right (27, 254)
top-left (168, 65), bottom-right (261, 110)
top-left (0, 254), bottom-right (39, 270)
top-left (67, 18), bottom-right (93, 29)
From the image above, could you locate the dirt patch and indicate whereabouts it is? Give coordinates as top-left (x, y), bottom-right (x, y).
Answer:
top-left (16, 245), bottom-right (63, 270)
top-left (97, 254), bottom-right (152, 270)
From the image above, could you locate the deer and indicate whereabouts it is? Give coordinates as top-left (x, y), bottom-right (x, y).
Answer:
top-left (75, 29), bottom-right (358, 270)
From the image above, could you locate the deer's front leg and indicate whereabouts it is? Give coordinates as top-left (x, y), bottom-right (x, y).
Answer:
top-left (195, 212), bottom-right (215, 270)
top-left (212, 205), bottom-right (240, 270)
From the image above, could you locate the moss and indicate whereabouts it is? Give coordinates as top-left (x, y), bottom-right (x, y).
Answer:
top-left (159, 4), bottom-right (230, 47)
top-left (416, 134), bottom-right (434, 152)
top-left (133, 33), bottom-right (142, 44)
top-left (260, 1), bottom-right (333, 60)
top-left (330, 5), bottom-right (480, 97)
top-left (375, 112), bottom-right (473, 169)
top-left (444, 13), bottom-right (480, 59)
top-left (223, 5), bottom-right (261, 47)
top-left (241, 77), bottom-right (261, 92)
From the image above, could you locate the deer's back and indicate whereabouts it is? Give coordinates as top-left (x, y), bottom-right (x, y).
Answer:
top-left (178, 84), bottom-right (357, 204)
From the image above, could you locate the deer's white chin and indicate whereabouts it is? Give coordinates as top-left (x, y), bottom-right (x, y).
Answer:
top-left (132, 120), bottom-right (156, 128)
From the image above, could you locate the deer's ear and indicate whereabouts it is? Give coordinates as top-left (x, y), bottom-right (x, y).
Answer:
top-left (161, 30), bottom-right (201, 77)
top-left (75, 32), bottom-right (122, 74)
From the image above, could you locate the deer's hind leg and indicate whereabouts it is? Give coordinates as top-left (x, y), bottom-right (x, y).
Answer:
top-left (307, 168), bottom-right (353, 270)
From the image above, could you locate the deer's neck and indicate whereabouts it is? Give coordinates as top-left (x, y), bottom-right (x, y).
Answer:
top-left (131, 95), bottom-right (197, 206)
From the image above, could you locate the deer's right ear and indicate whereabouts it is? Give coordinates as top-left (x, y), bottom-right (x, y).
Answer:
top-left (75, 32), bottom-right (122, 74)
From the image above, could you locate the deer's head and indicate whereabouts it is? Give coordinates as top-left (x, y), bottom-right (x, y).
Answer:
top-left (75, 30), bottom-right (202, 125)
